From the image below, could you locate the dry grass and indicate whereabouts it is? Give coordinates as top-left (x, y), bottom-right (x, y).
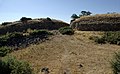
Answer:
top-left (75, 13), bottom-right (120, 23)
top-left (71, 14), bottom-right (120, 31)
top-left (9, 31), bottom-right (120, 74)
top-left (0, 18), bottom-right (69, 35)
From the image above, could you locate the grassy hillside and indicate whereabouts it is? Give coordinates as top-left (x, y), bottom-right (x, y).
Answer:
top-left (1, 15), bottom-right (120, 74)
top-left (71, 14), bottom-right (120, 31)
top-left (8, 31), bottom-right (120, 74)
top-left (0, 18), bottom-right (69, 35)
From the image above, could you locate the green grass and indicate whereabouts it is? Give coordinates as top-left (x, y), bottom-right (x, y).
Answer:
top-left (111, 52), bottom-right (120, 74)
top-left (0, 46), bottom-right (13, 57)
top-left (59, 26), bottom-right (74, 35)
top-left (30, 30), bottom-right (53, 36)
top-left (0, 56), bottom-right (33, 74)
top-left (0, 32), bottom-right (24, 46)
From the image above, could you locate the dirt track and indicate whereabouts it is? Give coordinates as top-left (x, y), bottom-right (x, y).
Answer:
top-left (10, 31), bottom-right (120, 74)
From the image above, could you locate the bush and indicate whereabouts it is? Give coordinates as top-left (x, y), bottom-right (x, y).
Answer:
top-left (94, 37), bottom-right (106, 44)
top-left (92, 32), bottom-right (120, 45)
top-left (111, 52), bottom-right (120, 74)
top-left (103, 32), bottom-right (120, 44)
top-left (2, 22), bottom-right (12, 26)
top-left (20, 17), bottom-right (32, 22)
top-left (46, 17), bottom-right (52, 21)
top-left (0, 34), bottom-right (9, 46)
top-left (59, 26), bottom-right (74, 35)
top-left (0, 32), bottom-right (24, 46)
top-left (0, 56), bottom-right (33, 74)
top-left (30, 30), bottom-right (53, 36)
top-left (0, 59), bottom-right (11, 74)
top-left (0, 46), bottom-right (13, 57)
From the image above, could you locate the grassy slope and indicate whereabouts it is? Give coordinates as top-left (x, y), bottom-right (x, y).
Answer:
top-left (9, 31), bottom-right (120, 74)
top-left (0, 18), bottom-right (69, 35)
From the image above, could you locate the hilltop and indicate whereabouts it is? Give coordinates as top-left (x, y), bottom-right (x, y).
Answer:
top-left (71, 13), bottom-right (120, 31)
top-left (0, 17), bottom-right (69, 35)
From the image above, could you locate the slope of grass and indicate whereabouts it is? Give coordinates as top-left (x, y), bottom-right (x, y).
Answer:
top-left (8, 31), bottom-right (120, 74)
top-left (91, 31), bottom-right (120, 45)
top-left (0, 18), bottom-right (69, 35)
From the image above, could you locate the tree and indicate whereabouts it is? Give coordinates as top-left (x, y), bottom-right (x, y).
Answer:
top-left (71, 14), bottom-right (79, 19)
top-left (86, 11), bottom-right (92, 15)
top-left (70, 11), bottom-right (92, 23)
top-left (81, 11), bottom-right (87, 16)
top-left (81, 11), bottom-right (92, 16)
top-left (46, 17), bottom-right (52, 21)
top-left (20, 17), bottom-right (32, 24)
top-left (2, 22), bottom-right (12, 26)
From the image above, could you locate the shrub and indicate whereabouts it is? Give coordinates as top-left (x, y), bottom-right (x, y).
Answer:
top-left (94, 37), bottom-right (106, 44)
top-left (0, 46), bottom-right (13, 57)
top-left (103, 32), bottom-right (120, 44)
top-left (59, 26), bottom-right (74, 35)
top-left (46, 17), bottom-right (52, 21)
top-left (8, 32), bottom-right (24, 39)
top-left (0, 34), bottom-right (9, 46)
top-left (92, 32), bottom-right (120, 45)
top-left (0, 56), bottom-right (33, 74)
top-left (2, 22), bottom-right (12, 26)
top-left (111, 52), bottom-right (120, 74)
top-left (0, 32), bottom-right (24, 46)
top-left (0, 59), bottom-right (11, 74)
top-left (20, 17), bottom-right (32, 22)
top-left (30, 30), bottom-right (53, 36)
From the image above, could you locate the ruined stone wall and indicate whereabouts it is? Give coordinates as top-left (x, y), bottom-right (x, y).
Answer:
top-left (71, 22), bottom-right (120, 31)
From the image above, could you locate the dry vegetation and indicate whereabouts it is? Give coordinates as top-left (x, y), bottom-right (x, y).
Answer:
top-left (1, 14), bottom-right (120, 74)
top-left (0, 18), bottom-right (69, 35)
top-left (71, 14), bottom-right (120, 31)
top-left (75, 14), bottom-right (120, 23)
top-left (8, 31), bottom-right (120, 74)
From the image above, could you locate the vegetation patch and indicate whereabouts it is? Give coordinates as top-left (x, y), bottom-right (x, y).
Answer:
top-left (30, 30), bottom-right (53, 36)
top-left (2, 22), bottom-right (12, 26)
top-left (0, 30), bottom-right (53, 50)
top-left (0, 17), bottom-right (69, 35)
top-left (59, 26), bottom-right (74, 35)
top-left (46, 17), bottom-right (52, 21)
top-left (20, 17), bottom-right (32, 22)
top-left (0, 32), bottom-right (24, 46)
top-left (111, 52), bottom-right (120, 74)
top-left (0, 46), bottom-right (13, 57)
top-left (0, 56), bottom-right (33, 74)
top-left (91, 31), bottom-right (120, 45)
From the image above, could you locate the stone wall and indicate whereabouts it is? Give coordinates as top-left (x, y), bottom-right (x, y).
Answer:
top-left (71, 22), bottom-right (120, 31)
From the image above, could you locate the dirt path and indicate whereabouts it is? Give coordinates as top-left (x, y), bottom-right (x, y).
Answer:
top-left (10, 32), bottom-right (120, 74)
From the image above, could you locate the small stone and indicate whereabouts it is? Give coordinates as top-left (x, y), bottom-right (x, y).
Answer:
top-left (79, 64), bottom-right (83, 68)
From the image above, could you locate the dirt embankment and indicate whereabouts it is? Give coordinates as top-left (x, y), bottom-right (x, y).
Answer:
top-left (71, 14), bottom-right (120, 31)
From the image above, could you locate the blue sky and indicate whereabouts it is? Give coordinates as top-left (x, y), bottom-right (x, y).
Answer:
top-left (0, 0), bottom-right (120, 23)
